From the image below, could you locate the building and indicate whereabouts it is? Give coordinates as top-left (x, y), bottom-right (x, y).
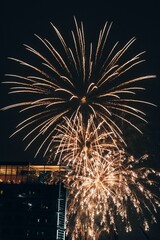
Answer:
top-left (0, 162), bottom-right (68, 240)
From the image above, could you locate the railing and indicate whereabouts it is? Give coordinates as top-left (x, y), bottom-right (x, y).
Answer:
top-left (56, 183), bottom-right (68, 240)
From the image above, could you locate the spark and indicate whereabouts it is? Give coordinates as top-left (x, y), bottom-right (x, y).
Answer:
top-left (47, 114), bottom-right (160, 239)
top-left (64, 148), bottom-right (160, 239)
top-left (2, 18), bottom-right (156, 156)
top-left (2, 18), bottom-right (159, 239)
top-left (51, 113), bottom-right (117, 174)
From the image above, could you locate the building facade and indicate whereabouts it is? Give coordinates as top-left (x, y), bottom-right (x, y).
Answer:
top-left (0, 162), bottom-right (67, 240)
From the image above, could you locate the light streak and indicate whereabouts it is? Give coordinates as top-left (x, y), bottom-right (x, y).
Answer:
top-left (64, 148), bottom-right (160, 239)
top-left (2, 18), bottom-right (159, 239)
top-left (2, 18), bottom-right (156, 156)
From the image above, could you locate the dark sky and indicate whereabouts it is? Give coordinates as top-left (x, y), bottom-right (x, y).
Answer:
top-left (1, 0), bottom-right (160, 239)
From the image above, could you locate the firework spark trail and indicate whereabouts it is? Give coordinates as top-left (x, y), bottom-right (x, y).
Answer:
top-left (52, 114), bottom-right (117, 174)
top-left (2, 18), bottom-right (159, 239)
top-left (64, 148), bottom-right (160, 239)
top-left (47, 114), bottom-right (160, 239)
top-left (2, 18), bottom-right (156, 156)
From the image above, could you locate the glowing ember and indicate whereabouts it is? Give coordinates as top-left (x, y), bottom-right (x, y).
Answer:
top-left (3, 18), bottom-right (159, 239)
top-left (64, 147), bottom-right (160, 239)
top-left (2, 18), bottom-right (155, 156)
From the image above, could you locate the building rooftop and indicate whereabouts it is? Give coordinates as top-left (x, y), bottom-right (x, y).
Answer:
top-left (0, 162), bottom-right (70, 184)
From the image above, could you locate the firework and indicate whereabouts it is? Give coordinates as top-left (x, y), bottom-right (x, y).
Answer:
top-left (2, 18), bottom-right (159, 239)
top-left (65, 149), bottom-right (160, 239)
top-left (2, 18), bottom-right (155, 156)
top-left (48, 114), bottom-right (160, 239)
top-left (51, 113), bottom-right (117, 173)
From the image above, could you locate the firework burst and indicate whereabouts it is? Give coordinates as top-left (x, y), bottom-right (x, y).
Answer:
top-left (2, 18), bottom-right (155, 156)
top-left (46, 114), bottom-right (160, 239)
top-left (2, 18), bottom-right (159, 239)
top-left (51, 113), bottom-right (117, 173)
top-left (65, 149), bottom-right (160, 239)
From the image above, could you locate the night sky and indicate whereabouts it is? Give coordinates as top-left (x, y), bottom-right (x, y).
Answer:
top-left (1, 0), bottom-right (160, 239)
